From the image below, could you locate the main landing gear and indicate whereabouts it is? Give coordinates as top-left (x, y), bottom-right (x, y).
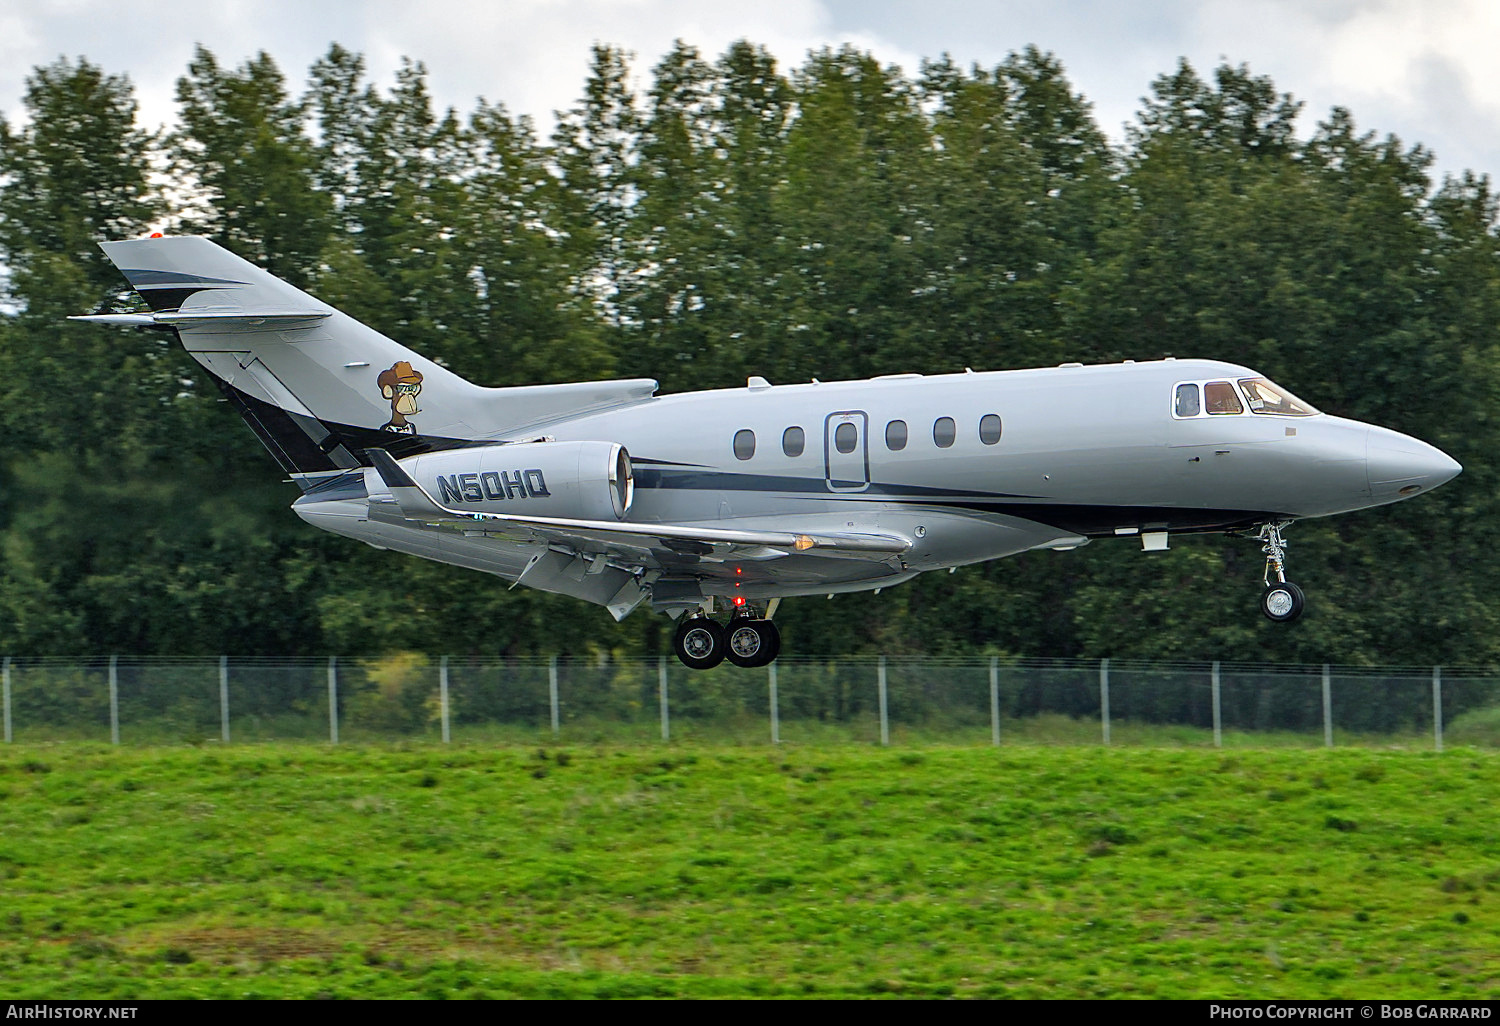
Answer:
top-left (1255, 521), bottom-right (1305, 623)
top-left (671, 609), bottom-right (781, 670)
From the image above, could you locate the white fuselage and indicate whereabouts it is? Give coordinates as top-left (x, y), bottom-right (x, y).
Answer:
top-left (293, 358), bottom-right (1460, 604)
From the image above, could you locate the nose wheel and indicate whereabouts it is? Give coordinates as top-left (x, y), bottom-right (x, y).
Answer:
top-left (1255, 521), bottom-right (1304, 623)
top-left (1260, 579), bottom-right (1305, 622)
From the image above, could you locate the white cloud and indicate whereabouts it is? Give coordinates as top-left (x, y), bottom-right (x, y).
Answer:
top-left (0, 0), bottom-right (1495, 179)
top-left (1178, 0), bottom-right (1500, 174)
top-left (0, 0), bottom-right (922, 137)
top-left (1317, 0), bottom-right (1500, 112)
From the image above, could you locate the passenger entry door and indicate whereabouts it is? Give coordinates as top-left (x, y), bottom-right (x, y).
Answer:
top-left (824, 411), bottom-right (871, 492)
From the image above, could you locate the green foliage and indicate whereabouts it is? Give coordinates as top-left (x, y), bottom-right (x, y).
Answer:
top-left (172, 46), bottom-right (331, 286)
top-left (0, 58), bottom-right (158, 296)
top-left (1447, 707), bottom-right (1500, 747)
top-left (345, 651), bottom-right (434, 733)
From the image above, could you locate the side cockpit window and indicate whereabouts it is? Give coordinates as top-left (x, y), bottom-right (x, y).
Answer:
top-left (1173, 375), bottom-right (1317, 419)
top-left (1203, 381), bottom-right (1243, 415)
top-left (1175, 383), bottom-right (1201, 418)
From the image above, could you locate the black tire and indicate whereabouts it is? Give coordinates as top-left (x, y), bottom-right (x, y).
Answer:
top-left (754, 619), bottom-right (781, 666)
top-left (673, 616), bottom-right (726, 670)
top-left (1260, 580), bottom-right (1305, 623)
top-left (726, 618), bottom-right (781, 668)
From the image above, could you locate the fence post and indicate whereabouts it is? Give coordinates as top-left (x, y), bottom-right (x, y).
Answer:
top-left (440, 655), bottom-right (451, 744)
top-left (219, 655), bottom-right (230, 744)
top-left (659, 656), bottom-right (670, 742)
top-left (327, 656), bottom-right (339, 745)
top-left (1099, 658), bottom-right (1110, 745)
top-left (1433, 666), bottom-right (1443, 753)
top-left (769, 661), bottom-right (780, 745)
top-left (108, 655), bottom-right (120, 746)
top-left (2, 656), bottom-right (10, 743)
top-left (878, 656), bottom-right (889, 746)
top-left (549, 655), bottom-right (560, 736)
top-left (1321, 664), bottom-right (1333, 748)
top-left (989, 656), bottom-right (1001, 747)
top-left (1211, 660), bottom-right (1222, 748)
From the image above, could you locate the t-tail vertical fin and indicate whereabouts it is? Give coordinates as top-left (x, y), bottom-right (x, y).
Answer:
top-left (94, 236), bottom-right (491, 475)
top-left (77, 235), bottom-right (661, 483)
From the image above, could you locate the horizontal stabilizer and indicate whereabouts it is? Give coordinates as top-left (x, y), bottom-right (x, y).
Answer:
top-left (158, 310), bottom-right (331, 325)
top-left (71, 310), bottom-right (331, 328)
top-left (67, 314), bottom-right (156, 327)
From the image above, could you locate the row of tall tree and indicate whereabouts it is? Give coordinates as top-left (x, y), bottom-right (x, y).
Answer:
top-left (1, 41), bottom-right (1496, 668)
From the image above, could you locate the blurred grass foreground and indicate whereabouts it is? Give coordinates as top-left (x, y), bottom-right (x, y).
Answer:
top-left (1, 742), bottom-right (1497, 998)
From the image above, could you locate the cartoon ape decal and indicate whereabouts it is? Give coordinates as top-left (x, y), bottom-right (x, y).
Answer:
top-left (377, 360), bottom-right (423, 434)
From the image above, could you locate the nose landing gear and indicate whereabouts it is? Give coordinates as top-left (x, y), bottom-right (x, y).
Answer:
top-left (1256, 521), bottom-right (1304, 623)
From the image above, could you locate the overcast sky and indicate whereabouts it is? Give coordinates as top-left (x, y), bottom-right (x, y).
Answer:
top-left (2, 0), bottom-right (1496, 184)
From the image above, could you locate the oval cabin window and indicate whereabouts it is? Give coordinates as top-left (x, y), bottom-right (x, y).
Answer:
top-left (979, 414), bottom-right (1002, 445)
top-left (782, 426), bottom-right (805, 457)
top-left (885, 420), bottom-right (908, 451)
top-left (733, 429), bottom-right (756, 460)
top-left (933, 417), bottom-right (956, 448)
top-left (834, 422), bottom-right (858, 454)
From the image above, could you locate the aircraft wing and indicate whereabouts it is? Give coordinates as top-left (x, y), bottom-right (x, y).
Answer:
top-left (364, 447), bottom-right (909, 563)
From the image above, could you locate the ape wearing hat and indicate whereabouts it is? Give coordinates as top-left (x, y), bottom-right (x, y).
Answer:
top-left (377, 361), bottom-right (424, 434)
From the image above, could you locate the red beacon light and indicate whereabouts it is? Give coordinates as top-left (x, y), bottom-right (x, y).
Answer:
top-left (732, 595), bottom-right (745, 607)
top-left (149, 232), bottom-right (163, 238)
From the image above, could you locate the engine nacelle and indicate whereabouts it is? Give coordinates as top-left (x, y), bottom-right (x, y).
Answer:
top-left (397, 440), bottom-right (634, 521)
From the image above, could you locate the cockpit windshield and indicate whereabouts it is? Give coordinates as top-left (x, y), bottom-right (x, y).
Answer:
top-left (1237, 377), bottom-right (1318, 417)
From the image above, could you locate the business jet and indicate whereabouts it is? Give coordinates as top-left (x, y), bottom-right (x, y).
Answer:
top-left (73, 236), bottom-right (1462, 669)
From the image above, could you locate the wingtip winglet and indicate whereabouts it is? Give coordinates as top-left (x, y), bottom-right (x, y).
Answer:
top-left (363, 448), bottom-right (455, 521)
top-left (364, 448), bottom-right (418, 489)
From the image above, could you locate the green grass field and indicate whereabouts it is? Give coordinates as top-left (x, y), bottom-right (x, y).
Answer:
top-left (1, 738), bottom-right (1497, 998)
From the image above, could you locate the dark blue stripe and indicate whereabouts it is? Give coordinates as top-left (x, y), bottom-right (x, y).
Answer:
top-left (632, 466), bottom-right (1040, 501)
top-left (120, 269), bottom-right (246, 287)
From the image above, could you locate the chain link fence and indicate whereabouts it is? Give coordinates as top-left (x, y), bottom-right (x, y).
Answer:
top-left (3, 654), bottom-right (1498, 749)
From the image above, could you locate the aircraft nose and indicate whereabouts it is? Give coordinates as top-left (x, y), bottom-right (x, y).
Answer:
top-left (1366, 425), bottom-right (1462, 500)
